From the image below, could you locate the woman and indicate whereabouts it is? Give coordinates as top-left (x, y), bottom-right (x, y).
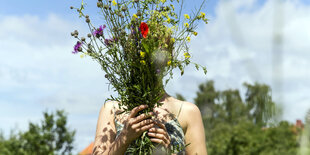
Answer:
top-left (92, 91), bottom-right (207, 154)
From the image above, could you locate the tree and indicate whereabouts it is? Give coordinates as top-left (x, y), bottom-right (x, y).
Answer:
top-left (187, 80), bottom-right (298, 155)
top-left (220, 89), bottom-right (247, 125)
top-left (244, 83), bottom-right (276, 127)
top-left (175, 93), bottom-right (186, 101)
top-left (194, 80), bottom-right (219, 122)
top-left (0, 110), bottom-right (76, 155)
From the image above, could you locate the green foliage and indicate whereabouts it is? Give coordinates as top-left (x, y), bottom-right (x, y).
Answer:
top-left (0, 110), bottom-right (75, 155)
top-left (244, 83), bottom-right (276, 127)
top-left (175, 93), bottom-right (185, 101)
top-left (191, 80), bottom-right (299, 155)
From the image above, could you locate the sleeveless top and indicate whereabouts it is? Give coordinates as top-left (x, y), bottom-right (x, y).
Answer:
top-left (113, 104), bottom-right (186, 154)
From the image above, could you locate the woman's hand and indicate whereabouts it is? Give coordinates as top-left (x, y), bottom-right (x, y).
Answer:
top-left (121, 105), bottom-right (155, 144)
top-left (148, 121), bottom-right (171, 148)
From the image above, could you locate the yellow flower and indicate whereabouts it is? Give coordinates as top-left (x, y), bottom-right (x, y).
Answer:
top-left (80, 54), bottom-right (85, 58)
top-left (166, 18), bottom-right (171, 23)
top-left (112, 0), bottom-right (117, 6)
top-left (193, 31), bottom-right (198, 36)
top-left (140, 51), bottom-right (145, 58)
top-left (140, 60), bottom-right (146, 65)
top-left (161, 0), bottom-right (166, 3)
top-left (184, 14), bottom-right (190, 19)
top-left (200, 12), bottom-right (206, 18)
top-left (184, 52), bottom-right (191, 59)
top-left (132, 14), bottom-right (138, 19)
top-left (184, 23), bottom-right (189, 28)
top-left (171, 38), bottom-right (175, 43)
top-left (186, 36), bottom-right (191, 42)
top-left (167, 27), bottom-right (173, 33)
top-left (167, 60), bottom-right (171, 66)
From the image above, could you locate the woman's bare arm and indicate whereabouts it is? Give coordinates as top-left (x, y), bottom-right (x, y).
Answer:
top-left (93, 102), bottom-right (156, 155)
top-left (92, 101), bottom-right (129, 154)
top-left (183, 102), bottom-right (208, 155)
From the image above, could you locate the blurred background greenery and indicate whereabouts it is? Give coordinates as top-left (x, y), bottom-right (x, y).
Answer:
top-left (1, 81), bottom-right (309, 154)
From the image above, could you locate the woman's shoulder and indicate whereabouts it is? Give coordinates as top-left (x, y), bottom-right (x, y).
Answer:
top-left (99, 101), bottom-right (119, 115)
top-left (168, 97), bottom-right (201, 126)
top-left (102, 100), bottom-right (118, 109)
top-left (181, 101), bottom-right (200, 115)
top-left (169, 97), bottom-right (200, 115)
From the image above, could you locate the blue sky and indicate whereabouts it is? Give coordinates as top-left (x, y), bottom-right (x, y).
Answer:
top-left (1, 0), bottom-right (310, 153)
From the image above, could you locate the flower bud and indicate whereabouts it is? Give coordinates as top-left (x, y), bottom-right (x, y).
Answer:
top-left (165, 6), bottom-right (170, 11)
top-left (137, 11), bottom-right (142, 16)
top-left (87, 49), bottom-right (92, 53)
top-left (70, 6), bottom-right (74, 9)
top-left (85, 15), bottom-right (89, 18)
top-left (74, 30), bottom-right (79, 36)
top-left (105, 74), bottom-right (109, 78)
top-left (87, 33), bottom-right (92, 38)
top-left (97, 1), bottom-right (103, 8)
top-left (86, 18), bottom-right (90, 23)
top-left (122, 6), bottom-right (127, 12)
top-left (134, 0), bottom-right (139, 2)
top-left (71, 32), bottom-right (75, 36)
top-left (81, 37), bottom-right (86, 42)
top-left (103, 5), bottom-right (109, 10)
top-left (78, 47), bottom-right (82, 52)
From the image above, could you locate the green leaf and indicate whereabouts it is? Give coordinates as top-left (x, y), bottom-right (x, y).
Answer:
top-left (195, 64), bottom-right (199, 70)
top-left (141, 41), bottom-right (150, 53)
top-left (203, 67), bottom-right (207, 75)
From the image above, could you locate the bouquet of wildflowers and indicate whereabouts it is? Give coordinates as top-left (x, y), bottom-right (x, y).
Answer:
top-left (71, 0), bottom-right (208, 153)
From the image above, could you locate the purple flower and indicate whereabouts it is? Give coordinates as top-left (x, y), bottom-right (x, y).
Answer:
top-left (138, 27), bottom-right (143, 38)
top-left (131, 25), bottom-right (136, 35)
top-left (104, 38), bottom-right (115, 47)
top-left (156, 69), bottom-right (161, 74)
top-left (72, 41), bottom-right (82, 54)
top-left (93, 25), bottom-right (106, 37)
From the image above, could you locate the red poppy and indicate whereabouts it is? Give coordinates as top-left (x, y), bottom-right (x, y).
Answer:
top-left (140, 22), bottom-right (149, 38)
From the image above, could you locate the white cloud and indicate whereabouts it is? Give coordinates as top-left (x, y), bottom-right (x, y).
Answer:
top-left (177, 0), bottom-right (310, 122)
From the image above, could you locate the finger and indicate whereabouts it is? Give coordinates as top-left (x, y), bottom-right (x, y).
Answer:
top-left (149, 127), bottom-right (170, 142)
top-left (150, 138), bottom-right (169, 147)
top-left (132, 112), bottom-right (154, 124)
top-left (149, 127), bottom-right (166, 134)
top-left (155, 121), bottom-right (167, 131)
top-left (148, 132), bottom-right (169, 144)
top-left (140, 123), bottom-right (155, 132)
top-left (129, 105), bottom-right (148, 118)
top-left (132, 119), bottom-right (154, 129)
